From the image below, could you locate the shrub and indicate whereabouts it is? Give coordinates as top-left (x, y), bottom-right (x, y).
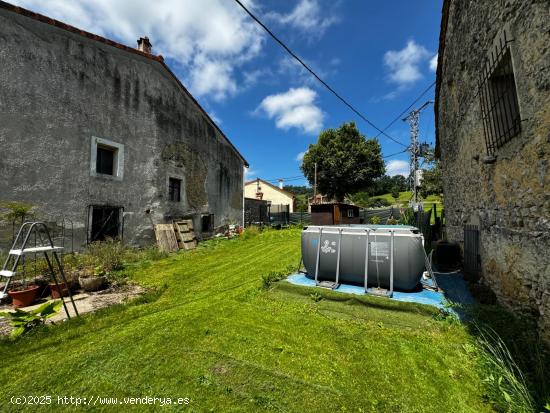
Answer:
top-left (387, 217), bottom-right (399, 225)
top-left (261, 271), bottom-right (286, 289)
top-left (241, 226), bottom-right (260, 240)
top-left (0, 201), bottom-right (35, 222)
top-left (370, 215), bottom-right (381, 225)
top-left (86, 239), bottom-right (125, 272)
top-left (474, 328), bottom-right (535, 413)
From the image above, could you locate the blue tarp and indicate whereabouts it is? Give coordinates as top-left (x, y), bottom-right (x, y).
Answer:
top-left (285, 270), bottom-right (474, 317)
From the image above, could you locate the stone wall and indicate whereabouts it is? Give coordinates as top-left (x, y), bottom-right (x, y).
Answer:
top-left (436, 0), bottom-right (549, 341)
top-left (0, 6), bottom-right (245, 249)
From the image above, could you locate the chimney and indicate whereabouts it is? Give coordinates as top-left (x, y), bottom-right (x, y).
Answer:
top-left (137, 37), bottom-right (152, 54)
top-left (278, 179), bottom-right (284, 189)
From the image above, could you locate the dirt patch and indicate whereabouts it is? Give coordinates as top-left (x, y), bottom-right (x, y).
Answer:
top-left (0, 284), bottom-right (146, 336)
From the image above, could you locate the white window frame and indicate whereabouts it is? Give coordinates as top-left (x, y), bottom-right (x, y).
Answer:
top-left (90, 136), bottom-right (124, 181)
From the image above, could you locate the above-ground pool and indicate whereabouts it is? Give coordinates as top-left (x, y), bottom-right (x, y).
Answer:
top-left (301, 225), bottom-right (426, 291)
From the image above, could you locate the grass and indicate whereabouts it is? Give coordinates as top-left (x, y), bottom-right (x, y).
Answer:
top-left (0, 228), bottom-right (536, 412)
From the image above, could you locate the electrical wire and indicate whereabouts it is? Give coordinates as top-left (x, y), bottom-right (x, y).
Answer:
top-left (382, 149), bottom-right (410, 159)
top-left (373, 81), bottom-right (436, 140)
top-left (233, 0), bottom-right (408, 148)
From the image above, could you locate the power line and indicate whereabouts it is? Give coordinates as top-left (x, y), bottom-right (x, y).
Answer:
top-left (373, 81), bottom-right (435, 140)
top-left (382, 149), bottom-right (409, 159)
top-left (233, 0), bottom-right (408, 148)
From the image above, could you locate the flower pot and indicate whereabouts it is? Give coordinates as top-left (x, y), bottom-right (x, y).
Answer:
top-left (8, 285), bottom-right (40, 308)
top-left (79, 275), bottom-right (107, 292)
top-left (49, 282), bottom-right (69, 299)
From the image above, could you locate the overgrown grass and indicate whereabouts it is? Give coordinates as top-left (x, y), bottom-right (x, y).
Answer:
top-left (0, 228), bottom-right (537, 412)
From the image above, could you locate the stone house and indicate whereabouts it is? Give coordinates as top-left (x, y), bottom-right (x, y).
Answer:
top-left (435, 0), bottom-right (549, 341)
top-left (0, 2), bottom-right (248, 248)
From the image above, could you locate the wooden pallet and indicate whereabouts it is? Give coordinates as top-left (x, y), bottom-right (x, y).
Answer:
top-left (154, 224), bottom-right (179, 253)
top-left (173, 220), bottom-right (197, 250)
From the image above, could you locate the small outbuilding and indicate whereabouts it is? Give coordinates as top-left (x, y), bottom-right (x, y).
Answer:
top-left (310, 203), bottom-right (360, 226)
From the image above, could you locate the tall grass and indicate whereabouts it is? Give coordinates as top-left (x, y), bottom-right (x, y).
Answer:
top-left (474, 326), bottom-right (535, 413)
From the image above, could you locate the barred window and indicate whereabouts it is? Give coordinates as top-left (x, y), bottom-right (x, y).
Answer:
top-left (479, 30), bottom-right (521, 155)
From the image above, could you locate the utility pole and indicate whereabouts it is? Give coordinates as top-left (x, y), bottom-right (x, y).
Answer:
top-left (313, 162), bottom-right (318, 203)
top-left (403, 100), bottom-right (433, 209)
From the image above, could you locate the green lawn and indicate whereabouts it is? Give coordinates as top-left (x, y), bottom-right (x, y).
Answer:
top-left (0, 229), bottom-right (496, 412)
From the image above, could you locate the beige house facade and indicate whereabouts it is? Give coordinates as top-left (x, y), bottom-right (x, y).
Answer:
top-left (244, 179), bottom-right (295, 213)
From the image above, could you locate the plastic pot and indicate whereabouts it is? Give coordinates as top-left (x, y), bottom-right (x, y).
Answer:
top-left (8, 285), bottom-right (40, 308)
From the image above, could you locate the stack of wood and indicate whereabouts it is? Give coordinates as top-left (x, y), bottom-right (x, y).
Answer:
top-left (154, 219), bottom-right (197, 253)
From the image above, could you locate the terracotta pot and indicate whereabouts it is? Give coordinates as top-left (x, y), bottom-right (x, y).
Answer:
top-left (8, 285), bottom-right (40, 308)
top-left (79, 275), bottom-right (107, 292)
top-left (49, 282), bottom-right (69, 299)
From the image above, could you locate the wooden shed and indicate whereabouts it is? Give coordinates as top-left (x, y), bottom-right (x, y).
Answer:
top-left (310, 203), bottom-right (361, 225)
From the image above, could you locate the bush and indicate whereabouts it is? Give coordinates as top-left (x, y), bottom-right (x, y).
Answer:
top-left (86, 239), bottom-right (126, 272)
top-left (474, 328), bottom-right (535, 413)
top-left (370, 216), bottom-right (381, 225)
top-left (240, 226), bottom-right (260, 240)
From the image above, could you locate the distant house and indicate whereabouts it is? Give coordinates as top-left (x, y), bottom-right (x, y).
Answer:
top-left (244, 179), bottom-right (296, 213)
top-left (435, 1), bottom-right (549, 341)
top-left (308, 193), bottom-right (330, 209)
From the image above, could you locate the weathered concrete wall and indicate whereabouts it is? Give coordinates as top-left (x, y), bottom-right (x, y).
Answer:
top-left (437, 0), bottom-right (549, 341)
top-left (0, 7), bottom-right (245, 249)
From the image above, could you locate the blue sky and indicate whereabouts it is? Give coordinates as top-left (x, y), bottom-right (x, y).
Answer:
top-left (12, 0), bottom-right (443, 187)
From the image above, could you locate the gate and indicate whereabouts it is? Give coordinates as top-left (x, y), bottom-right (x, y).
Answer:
top-left (463, 224), bottom-right (481, 275)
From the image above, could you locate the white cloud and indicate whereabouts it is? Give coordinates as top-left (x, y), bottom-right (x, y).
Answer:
top-left (429, 54), bottom-right (438, 72)
top-left (244, 167), bottom-right (257, 180)
top-left (386, 160), bottom-right (409, 177)
top-left (11, 0), bottom-right (264, 101)
top-left (266, 0), bottom-right (339, 38)
top-left (384, 40), bottom-right (431, 87)
top-left (257, 87), bottom-right (324, 134)
top-left (296, 151), bottom-right (306, 161)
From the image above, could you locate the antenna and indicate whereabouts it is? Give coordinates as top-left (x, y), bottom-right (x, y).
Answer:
top-left (403, 101), bottom-right (433, 208)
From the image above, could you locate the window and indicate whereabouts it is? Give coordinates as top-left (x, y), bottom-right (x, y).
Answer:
top-left (89, 206), bottom-right (122, 242)
top-left (90, 136), bottom-right (124, 180)
top-left (168, 178), bottom-right (181, 202)
top-left (201, 214), bottom-right (214, 233)
top-left (479, 29), bottom-right (521, 155)
top-left (96, 146), bottom-right (116, 175)
top-left (347, 209), bottom-right (354, 218)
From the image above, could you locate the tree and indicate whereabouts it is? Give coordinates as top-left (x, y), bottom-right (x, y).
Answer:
top-left (300, 122), bottom-right (384, 201)
top-left (418, 145), bottom-right (443, 198)
top-left (391, 186), bottom-right (400, 200)
top-left (347, 191), bottom-right (370, 208)
top-left (420, 162), bottom-right (443, 198)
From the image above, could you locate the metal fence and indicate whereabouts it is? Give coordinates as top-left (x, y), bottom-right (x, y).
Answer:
top-left (244, 201), bottom-right (290, 227)
top-left (0, 217), bottom-right (74, 255)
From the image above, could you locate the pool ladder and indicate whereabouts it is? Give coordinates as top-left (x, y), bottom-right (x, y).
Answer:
top-left (0, 222), bottom-right (79, 318)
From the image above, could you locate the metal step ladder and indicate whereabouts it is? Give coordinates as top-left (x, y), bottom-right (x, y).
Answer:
top-left (364, 228), bottom-right (394, 298)
top-left (314, 228), bottom-right (342, 290)
top-left (0, 222), bottom-right (79, 318)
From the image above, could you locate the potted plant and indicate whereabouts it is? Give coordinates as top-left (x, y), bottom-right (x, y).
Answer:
top-left (49, 280), bottom-right (69, 299)
top-left (8, 280), bottom-right (40, 308)
top-left (79, 266), bottom-right (107, 292)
